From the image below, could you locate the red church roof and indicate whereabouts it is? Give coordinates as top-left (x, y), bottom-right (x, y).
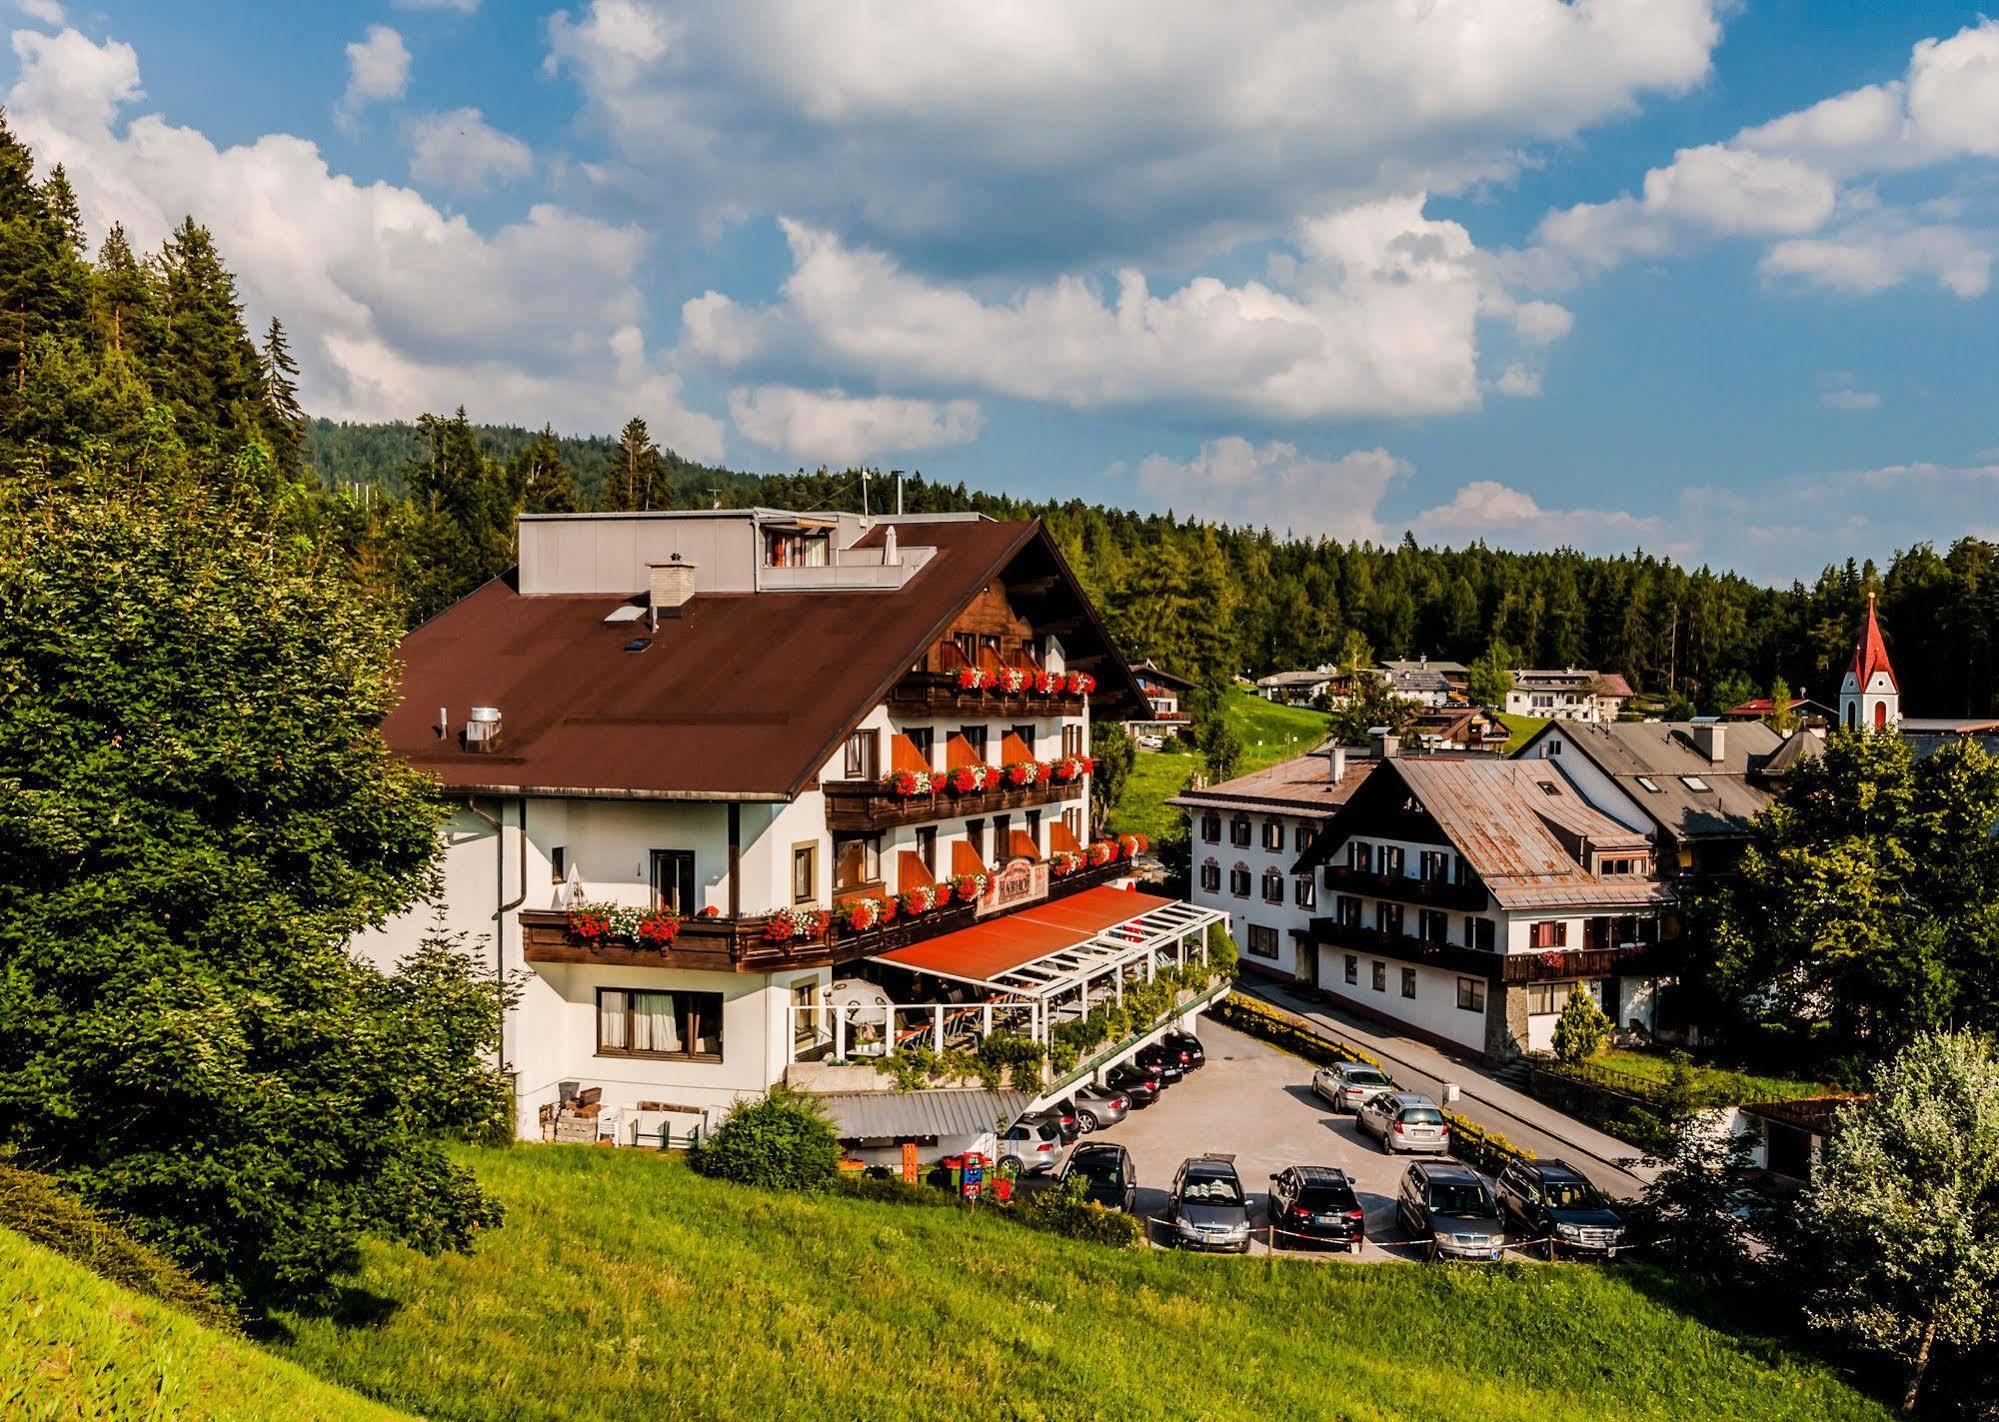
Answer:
top-left (1850, 596), bottom-right (1898, 692)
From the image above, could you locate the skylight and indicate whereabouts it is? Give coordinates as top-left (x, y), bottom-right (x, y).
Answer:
top-left (1636, 776), bottom-right (1662, 793)
top-left (1682, 776), bottom-right (1712, 792)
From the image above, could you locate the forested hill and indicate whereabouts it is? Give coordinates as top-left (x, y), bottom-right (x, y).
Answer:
top-left (307, 419), bottom-right (1999, 721)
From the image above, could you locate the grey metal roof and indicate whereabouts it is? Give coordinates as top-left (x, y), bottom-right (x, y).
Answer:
top-left (818, 1088), bottom-right (1027, 1140)
top-left (1521, 720), bottom-right (1817, 843)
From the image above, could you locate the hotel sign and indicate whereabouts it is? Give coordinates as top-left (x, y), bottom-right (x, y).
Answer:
top-left (977, 858), bottom-right (1049, 918)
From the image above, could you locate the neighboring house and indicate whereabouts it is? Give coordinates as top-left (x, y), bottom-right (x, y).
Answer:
top-left (1515, 719), bottom-right (1820, 879)
top-left (1378, 657), bottom-right (1468, 708)
top-left (1408, 706), bottom-right (1509, 753)
top-left (355, 507), bottom-right (1227, 1146)
top-left (1505, 669), bottom-right (1633, 723)
top-left (1127, 658), bottom-right (1196, 736)
top-left (1292, 756), bottom-right (1672, 1060)
top-left (1724, 696), bottom-right (1837, 724)
top-left (1170, 745), bottom-right (1376, 982)
top-left (1255, 666), bottom-right (1344, 704)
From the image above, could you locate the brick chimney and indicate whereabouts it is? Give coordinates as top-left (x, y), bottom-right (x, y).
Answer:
top-left (647, 560), bottom-right (697, 620)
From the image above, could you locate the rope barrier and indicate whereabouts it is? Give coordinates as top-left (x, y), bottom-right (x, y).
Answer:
top-left (1131, 1212), bottom-right (1616, 1261)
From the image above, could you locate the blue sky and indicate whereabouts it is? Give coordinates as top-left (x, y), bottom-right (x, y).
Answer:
top-left (5, 1), bottom-right (1997, 581)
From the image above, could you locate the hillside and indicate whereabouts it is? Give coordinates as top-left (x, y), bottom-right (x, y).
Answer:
top-left (1111, 687), bottom-right (1329, 843)
top-left (273, 1145), bottom-right (1890, 1422)
top-left (0, 1228), bottom-right (409, 1422)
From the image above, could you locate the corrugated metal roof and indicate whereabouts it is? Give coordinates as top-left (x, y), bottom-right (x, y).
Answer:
top-left (820, 1088), bottom-right (1027, 1139)
top-left (1524, 720), bottom-right (1814, 843)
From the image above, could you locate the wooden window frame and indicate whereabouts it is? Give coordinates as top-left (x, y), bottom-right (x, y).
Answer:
top-left (550, 844), bottom-right (567, 885)
top-left (649, 850), bottom-right (695, 914)
top-left (1246, 924), bottom-right (1279, 959)
top-left (843, 728), bottom-right (880, 781)
top-left (1457, 977), bottom-right (1486, 1013)
top-left (790, 842), bottom-right (818, 907)
top-left (595, 987), bottom-right (724, 1063)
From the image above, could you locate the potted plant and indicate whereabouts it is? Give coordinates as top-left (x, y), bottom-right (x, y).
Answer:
top-left (1003, 760), bottom-right (1037, 788)
top-left (1086, 841), bottom-right (1114, 867)
top-left (951, 870), bottom-right (989, 901)
top-left (889, 768), bottom-right (932, 798)
top-left (955, 666), bottom-right (988, 691)
top-left (994, 667), bottom-right (1029, 694)
top-left (900, 884), bottom-right (942, 916)
top-left (634, 907), bottom-right (682, 948)
top-left (1064, 671), bottom-right (1096, 695)
top-left (1034, 670), bottom-right (1061, 694)
top-left (567, 904), bottom-right (613, 943)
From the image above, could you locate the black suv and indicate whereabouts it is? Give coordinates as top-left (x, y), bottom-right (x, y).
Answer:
top-left (1057, 1142), bottom-right (1137, 1213)
top-left (1162, 1030), bottom-right (1206, 1069)
top-left (1106, 1062), bottom-right (1162, 1106)
top-left (1495, 1159), bottom-right (1626, 1258)
top-left (1135, 1042), bottom-right (1186, 1084)
top-left (1266, 1165), bottom-right (1365, 1251)
top-left (1397, 1161), bottom-right (1504, 1262)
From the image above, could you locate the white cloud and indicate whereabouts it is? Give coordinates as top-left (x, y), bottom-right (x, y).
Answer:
top-left (1410, 480), bottom-right (1671, 556)
top-left (7, 26), bottom-right (723, 457)
top-left (395, 0), bottom-right (481, 12)
top-left (407, 108), bottom-right (532, 192)
top-left (547, 0), bottom-right (1721, 271)
top-left (1762, 219), bottom-right (1991, 298)
top-left (1821, 387), bottom-right (1881, 411)
top-left (682, 197), bottom-right (1530, 421)
top-left (13, 0), bottom-right (65, 25)
top-left (340, 25), bottom-right (410, 122)
top-left (1492, 363), bottom-right (1543, 398)
top-left (1129, 439), bottom-right (1411, 542)
top-left (727, 386), bottom-right (983, 464)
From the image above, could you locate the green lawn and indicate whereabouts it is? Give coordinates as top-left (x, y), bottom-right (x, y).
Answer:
top-left (1496, 711), bottom-right (1550, 753)
top-left (1595, 1049), bottom-right (1832, 1104)
top-left (0, 1228), bottom-right (408, 1422)
top-left (268, 1145), bottom-right (1891, 1422)
top-left (1110, 688), bottom-right (1328, 842)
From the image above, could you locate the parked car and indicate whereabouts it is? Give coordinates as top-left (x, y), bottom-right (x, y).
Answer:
top-left (1355, 1092), bottom-right (1451, 1155)
top-left (1396, 1161), bottom-right (1504, 1261)
top-left (1163, 1030), bottom-right (1206, 1069)
top-left (1136, 733), bottom-right (1164, 750)
top-left (1167, 1155), bottom-right (1252, 1252)
top-left (1135, 1042), bottom-right (1186, 1084)
top-left (1266, 1165), bottom-right (1366, 1251)
top-left (1106, 1063), bottom-right (1163, 1107)
top-left (997, 1112), bottom-right (1068, 1176)
top-left (1057, 1142), bottom-right (1137, 1213)
top-left (1073, 1082), bottom-right (1130, 1132)
top-left (1311, 1060), bottom-right (1395, 1113)
top-left (1047, 1098), bottom-right (1080, 1144)
top-left (1495, 1159), bottom-right (1626, 1257)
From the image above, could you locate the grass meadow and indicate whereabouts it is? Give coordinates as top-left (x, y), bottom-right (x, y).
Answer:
top-left (268, 1145), bottom-right (1891, 1422)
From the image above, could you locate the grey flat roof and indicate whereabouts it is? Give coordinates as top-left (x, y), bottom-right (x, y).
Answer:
top-left (818, 1088), bottom-right (1028, 1140)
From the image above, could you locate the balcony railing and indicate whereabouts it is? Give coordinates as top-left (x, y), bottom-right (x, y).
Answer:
top-left (1309, 921), bottom-right (1665, 984)
top-left (1320, 864), bottom-right (1488, 912)
top-left (519, 855), bottom-right (1134, 974)
top-left (888, 669), bottom-right (1086, 719)
top-left (823, 775), bottom-right (1086, 832)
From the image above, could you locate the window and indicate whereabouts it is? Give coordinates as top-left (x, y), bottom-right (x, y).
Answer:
top-left (1381, 845), bottom-right (1405, 877)
top-left (1200, 859), bottom-right (1221, 893)
top-left (1419, 850), bottom-right (1448, 883)
top-left (992, 815), bottom-right (1012, 860)
top-left (1349, 841), bottom-right (1374, 873)
top-left (905, 727), bottom-right (934, 768)
top-left (765, 529), bottom-right (829, 567)
top-left (965, 819), bottom-right (986, 860)
top-left (1344, 954), bottom-right (1359, 985)
top-left (958, 725), bottom-right (989, 760)
top-left (1374, 901), bottom-right (1405, 937)
top-left (1528, 981), bottom-right (1583, 1014)
top-left (916, 826), bottom-right (937, 876)
top-left (1293, 875), bottom-right (1316, 910)
top-left (791, 981), bottom-right (819, 1050)
top-left (1538, 781), bottom-right (1562, 797)
top-left (597, 988), bottom-right (722, 1059)
top-left (1601, 857), bottom-right (1633, 876)
top-left (1061, 723), bottom-right (1087, 758)
top-left (1545, 740), bottom-right (1562, 756)
top-left (843, 728), bottom-right (880, 780)
top-left (1401, 967), bottom-right (1417, 1000)
top-left (1456, 977), bottom-right (1486, 1013)
top-left (832, 834), bottom-right (880, 891)
top-left (1010, 724), bottom-right (1037, 756)
top-left (1247, 924), bottom-right (1279, 959)
top-left (1337, 895), bottom-right (1362, 928)
top-left (1262, 819), bottom-right (1284, 852)
top-left (1530, 920), bottom-right (1568, 949)
top-left (1230, 817), bottom-right (1252, 847)
top-left (952, 631), bottom-right (978, 668)
top-left (790, 844), bottom-right (817, 906)
top-left (1419, 909), bottom-right (1448, 944)
top-left (1294, 824), bottom-right (1312, 853)
top-left (1025, 810), bottom-right (1041, 852)
top-left (1371, 961), bottom-right (1387, 992)
top-left (1465, 916), bottom-right (1496, 952)
top-left (1262, 867), bottom-right (1284, 903)
top-left (550, 845), bottom-right (567, 884)
top-left (1680, 775), bottom-right (1711, 792)
top-left (1062, 807), bottom-right (1084, 843)
top-left (1230, 864), bottom-right (1252, 897)
top-left (1201, 813), bottom-right (1221, 844)
top-left (1635, 775), bottom-right (1663, 793)
top-left (649, 850), bottom-right (695, 914)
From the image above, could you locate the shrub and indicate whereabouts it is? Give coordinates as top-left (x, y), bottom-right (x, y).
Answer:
top-left (691, 1089), bottom-right (840, 1191)
top-left (1018, 1176), bottom-right (1145, 1249)
top-left (0, 1159), bottom-right (238, 1331)
top-left (1552, 985), bottom-right (1611, 1065)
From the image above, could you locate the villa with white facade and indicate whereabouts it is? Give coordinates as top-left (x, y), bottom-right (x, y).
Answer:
top-left (356, 508), bottom-right (1225, 1150)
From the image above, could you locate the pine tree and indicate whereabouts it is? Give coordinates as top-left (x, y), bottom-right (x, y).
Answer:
top-left (0, 113), bottom-right (89, 413)
top-left (510, 423), bottom-right (579, 513)
top-left (605, 416), bottom-right (666, 511)
top-left (154, 216), bottom-right (266, 455)
top-left (89, 222), bottom-right (157, 359)
top-left (257, 316), bottom-right (306, 480)
top-left (39, 164), bottom-right (86, 259)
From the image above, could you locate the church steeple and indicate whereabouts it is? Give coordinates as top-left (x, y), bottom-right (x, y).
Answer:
top-left (1840, 593), bottom-right (1900, 733)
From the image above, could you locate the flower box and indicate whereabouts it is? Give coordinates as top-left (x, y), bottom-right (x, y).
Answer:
top-left (889, 768), bottom-right (933, 798)
top-left (634, 908), bottom-right (682, 948)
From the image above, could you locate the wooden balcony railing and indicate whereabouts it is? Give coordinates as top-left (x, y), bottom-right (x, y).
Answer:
top-left (887, 670), bottom-right (1087, 719)
top-left (823, 775), bottom-right (1087, 833)
top-left (1320, 864), bottom-right (1489, 912)
top-left (1308, 921), bottom-right (1665, 984)
top-left (520, 856), bottom-right (1134, 974)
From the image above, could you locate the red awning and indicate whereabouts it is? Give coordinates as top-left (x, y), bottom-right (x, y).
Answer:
top-left (874, 884), bottom-right (1177, 985)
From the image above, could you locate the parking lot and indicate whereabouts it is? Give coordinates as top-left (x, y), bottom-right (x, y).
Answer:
top-left (1083, 1016), bottom-right (1442, 1258)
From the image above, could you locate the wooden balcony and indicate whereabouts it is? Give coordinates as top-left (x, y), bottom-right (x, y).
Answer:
top-left (1308, 922), bottom-right (1665, 984)
top-left (822, 774), bottom-right (1086, 833)
top-left (1320, 864), bottom-right (1489, 912)
top-left (519, 856), bottom-right (1136, 975)
top-left (887, 670), bottom-right (1086, 720)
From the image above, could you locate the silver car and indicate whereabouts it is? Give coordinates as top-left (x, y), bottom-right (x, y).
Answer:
top-left (1168, 1155), bottom-right (1252, 1253)
top-left (1356, 1092), bottom-right (1451, 1155)
top-left (1311, 1060), bottom-right (1395, 1112)
top-left (1072, 1082), bottom-right (1130, 1132)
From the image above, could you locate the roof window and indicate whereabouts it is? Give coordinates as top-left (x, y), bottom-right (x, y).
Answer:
top-left (1681, 775), bottom-right (1711, 792)
top-left (1635, 776), bottom-right (1662, 793)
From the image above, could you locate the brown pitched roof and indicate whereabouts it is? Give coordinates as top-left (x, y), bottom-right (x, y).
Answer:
top-left (383, 518), bottom-right (1141, 800)
top-left (1168, 750), bottom-right (1373, 820)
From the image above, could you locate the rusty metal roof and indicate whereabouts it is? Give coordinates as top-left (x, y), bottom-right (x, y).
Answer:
top-left (382, 517), bottom-right (1145, 799)
top-left (1168, 750), bottom-right (1374, 820)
